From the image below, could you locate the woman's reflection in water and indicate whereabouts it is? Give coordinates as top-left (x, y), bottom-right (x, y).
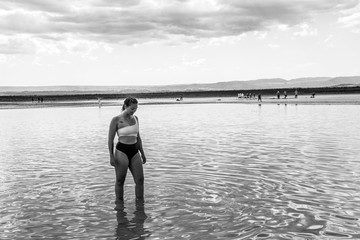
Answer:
top-left (115, 200), bottom-right (150, 240)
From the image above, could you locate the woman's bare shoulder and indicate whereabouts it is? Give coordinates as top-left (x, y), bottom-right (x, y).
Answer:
top-left (110, 115), bottom-right (122, 124)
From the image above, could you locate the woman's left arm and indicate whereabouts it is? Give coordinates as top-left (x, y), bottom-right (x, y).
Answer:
top-left (136, 116), bottom-right (147, 164)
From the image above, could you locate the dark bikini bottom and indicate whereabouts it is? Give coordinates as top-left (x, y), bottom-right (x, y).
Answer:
top-left (116, 142), bottom-right (139, 161)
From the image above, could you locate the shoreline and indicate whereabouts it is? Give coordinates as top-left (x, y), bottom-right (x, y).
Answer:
top-left (1, 93), bottom-right (360, 110)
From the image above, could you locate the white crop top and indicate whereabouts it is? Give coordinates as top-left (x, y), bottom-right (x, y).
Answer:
top-left (117, 116), bottom-right (139, 137)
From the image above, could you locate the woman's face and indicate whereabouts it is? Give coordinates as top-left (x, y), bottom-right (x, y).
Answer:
top-left (126, 103), bottom-right (138, 115)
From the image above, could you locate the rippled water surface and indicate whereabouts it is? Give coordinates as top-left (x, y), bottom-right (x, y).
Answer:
top-left (1, 103), bottom-right (360, 239)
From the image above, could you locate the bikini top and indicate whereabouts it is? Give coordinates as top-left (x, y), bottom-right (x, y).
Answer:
top-left (117, 116), bottom-right (139, 137)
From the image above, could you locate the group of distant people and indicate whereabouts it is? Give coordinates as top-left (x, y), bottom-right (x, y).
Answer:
top-left (237, 93), bottom-right (258, 99)
top-left (276, 90), bottom-right (315, 99)
top-left (276, 90), bottom-right (298, 99)
top-left (238, 90), bottom-right (316, 101)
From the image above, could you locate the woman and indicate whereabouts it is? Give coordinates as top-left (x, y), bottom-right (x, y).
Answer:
top-left (108, 97), bottom-right (147, 203)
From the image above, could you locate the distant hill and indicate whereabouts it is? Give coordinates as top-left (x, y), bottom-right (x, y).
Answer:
top-left (1, 76), bottom-right (360, 95)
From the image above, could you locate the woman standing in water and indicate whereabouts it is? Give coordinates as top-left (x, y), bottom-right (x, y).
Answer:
top-left (108, 97), bottom-right (147, 203)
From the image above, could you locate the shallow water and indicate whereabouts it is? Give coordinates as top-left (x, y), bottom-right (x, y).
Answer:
top-left (1, 103), bottom-right (360, 239)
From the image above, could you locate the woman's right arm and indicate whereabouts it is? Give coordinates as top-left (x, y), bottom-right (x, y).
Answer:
top-left (108, 117), bottom-right (118, 167)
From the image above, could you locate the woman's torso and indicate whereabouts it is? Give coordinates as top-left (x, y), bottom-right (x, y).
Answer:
top-left (116, 114), bottom-right (138, 144)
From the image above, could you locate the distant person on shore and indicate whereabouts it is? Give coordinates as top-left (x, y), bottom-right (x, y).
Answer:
top-left (283, 91), bottom-right (287, 99)
top-left (310, 92), bottom-right (316, 98)
top-left (276, 91), bottom-right (280, 99)
top-left (108, 97), bottom-right (147, 204)
top-left (258, 94), bottom-right (262, 102)
top-left (98, 97), bottom-right (102, 108)
top-left (176, 94), bottom-right (183, 101)
top-left (294, 90), bottom-right (298, 99)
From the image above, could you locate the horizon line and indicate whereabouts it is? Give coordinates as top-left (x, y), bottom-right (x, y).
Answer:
top-left (3, 75), bottom-right (359, 88)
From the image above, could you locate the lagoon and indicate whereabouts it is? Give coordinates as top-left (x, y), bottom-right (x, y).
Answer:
top-left (1, 103), bottom-right (360, 239)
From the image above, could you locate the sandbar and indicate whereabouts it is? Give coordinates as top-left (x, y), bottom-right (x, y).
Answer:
top-left (1, 93), bottom-right (359, 110)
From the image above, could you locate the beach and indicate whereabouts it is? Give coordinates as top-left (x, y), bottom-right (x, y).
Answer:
top-left (1, 93), bottom-right (359, 109)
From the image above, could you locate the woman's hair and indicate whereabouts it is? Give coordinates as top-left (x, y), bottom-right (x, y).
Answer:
top-left (122, 97), bottom-right (138, 111)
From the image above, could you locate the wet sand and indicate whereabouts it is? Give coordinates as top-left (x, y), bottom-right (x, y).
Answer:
top-left (1, 94), bottom-right (359, 109)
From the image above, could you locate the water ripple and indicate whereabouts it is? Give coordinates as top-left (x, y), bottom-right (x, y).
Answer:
top-left (1, 104), bottom-right (360, 239)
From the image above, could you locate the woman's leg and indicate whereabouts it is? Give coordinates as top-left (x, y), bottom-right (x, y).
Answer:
top-left (114, 150), bottom-right (129, 203)
top-left (129, 153), bottom-right (144, 201)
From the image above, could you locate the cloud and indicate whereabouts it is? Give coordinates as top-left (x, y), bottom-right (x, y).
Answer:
top-left (0, 35), bottom-right (36, 54)
top-left (0, 0), bottom-right (71, 14)
top-left (0, 0), bottom-right (359, 54)
top-left (182, 57), bottom-right (206, 66)
top-left (293, 23), bottom-right (318, 36)
top-left (0, 9), bottom-right (51, 34)
top-left (337, 1), bottom-right (360, 32)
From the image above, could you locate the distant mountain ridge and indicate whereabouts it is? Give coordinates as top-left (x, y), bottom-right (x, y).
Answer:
top-left (1, 76), bottom-right (360, 94)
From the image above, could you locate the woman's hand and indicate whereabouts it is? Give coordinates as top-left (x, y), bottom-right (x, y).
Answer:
top-left (141, 155), bottom-right (147, 164)
top-left (110, 155), bottom-right (115, 167)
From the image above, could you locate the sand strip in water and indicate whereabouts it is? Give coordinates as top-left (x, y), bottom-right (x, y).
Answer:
top-left (1, 94), bottom-right (359, 110)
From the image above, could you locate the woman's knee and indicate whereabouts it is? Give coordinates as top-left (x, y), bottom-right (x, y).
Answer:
top-left (134, 176), bottom-right (144, 186)
top-left (116, 177), bottom-right (126, 186)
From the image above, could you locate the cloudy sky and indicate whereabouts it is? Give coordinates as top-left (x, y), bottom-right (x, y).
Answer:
top-left (1, 0), bottom-right (360, 86)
